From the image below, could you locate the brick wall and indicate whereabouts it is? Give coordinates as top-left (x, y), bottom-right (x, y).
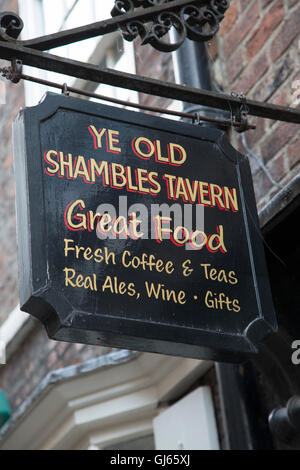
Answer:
top-left (135, 41), bottom-right (175, 109)
top-left (214, 0), bottom-right (300, 210)
top-left (0, 322), bottom-right (111, 412)
top-left (136, 1), bottom-right (300, 211)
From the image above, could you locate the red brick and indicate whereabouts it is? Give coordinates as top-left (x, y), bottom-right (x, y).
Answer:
top-left (291, 72), bottom-right (300, 109)
top-left (219, 0), bottom-right (239, 36)
top-left (208, 37), bottom-right (218, 61)
top-left (56, 342), bottom-right (69, 357)
top-left (244, 118), bottom-right (266, 149)
top-left (246, 1), bottom-right (284, 60)
top-left (261, 0), bottom-right (273, 8)
top-left (266, 152), bottom-right (286, 182)
top-left (270, 89), bottom-right (288, 107)
top-left (233, 51), bottom-right (269, 94)
top-left (47, 350), bottom-right (58, 368)
top-left (253, 153), bottom-right (286, 202)
top-left (226, 47), bottom-right (245, 83)
top-left (252, 54), bottom-right (293, 103)
top-left (288, 136), bottom-right (300, 168)
top-left (288, 0), bottom-right (298, 7)
top-left (261, 123), bottom-right (299, 162)
top-left (270, 6), bottom-right (300, 61)
top-left (253, 170), bottom-right (273, 202)
top-left (223, 1), bottom-right (260, 58)
top-left (239, 0), bottom-right (249, 9)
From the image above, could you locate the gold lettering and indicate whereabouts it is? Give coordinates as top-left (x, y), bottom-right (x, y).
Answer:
top-left (169, 143), bottom-right (187, 166)
top-left (108, 129), bottom-right (121, 153)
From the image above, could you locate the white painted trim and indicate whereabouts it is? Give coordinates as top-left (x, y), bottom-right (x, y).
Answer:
top-left (0, 351), bottom-right (212, 450)
top-left (86, 417), bottom-right (154, 450)
top-left (0, 306), bottom-right (36, 363)
top-left (18, 1), bottom-right (137, 106)
top-left (153, 386), bottom-right (219, 450)
top-left (0, 305), bottom-right (29, 346)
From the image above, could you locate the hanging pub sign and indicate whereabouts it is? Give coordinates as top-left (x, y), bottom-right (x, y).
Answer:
top-left (13, 93), bottom-right (277, 362)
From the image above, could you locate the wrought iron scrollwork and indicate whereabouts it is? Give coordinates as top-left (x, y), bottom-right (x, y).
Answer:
top-left (111, 0), bottom-right (230, 52)
top-left (111, 0), bottom-right (169, 16)
top-left (0, 12), bottom-right (23, 41)
top-left (113, 10), bottom-right (186, 52)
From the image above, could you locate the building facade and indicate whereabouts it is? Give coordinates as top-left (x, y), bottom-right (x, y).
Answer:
top-left (0, 0), bottom-right (299, 450)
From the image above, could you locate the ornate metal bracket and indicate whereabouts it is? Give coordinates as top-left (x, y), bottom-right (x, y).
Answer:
top-left (111, 0), bottom-right (230, 52)
top-left (0, 5), bottom-right (299, 126)
top-left (0, 11), bottom-right (23, 41)
top-left (0, 0), bottom-right (228, 52)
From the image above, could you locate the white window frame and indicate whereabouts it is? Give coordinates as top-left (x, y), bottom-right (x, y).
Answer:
top-left (18, 0), bottom-right (137, 107)
top-left (18, 0), bottom-right (47, 106)
top-left (153, 386), bottom-right (220, 450)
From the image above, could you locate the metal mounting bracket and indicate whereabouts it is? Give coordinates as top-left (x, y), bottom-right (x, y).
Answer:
top-left (231, 92), bottom-right (254, 133)
top-left (0, 1), bottom-right (230, 53)
top-left (0, 5), bottom-right (298, 125)
top-left (0, 57), bottom-right (22, 83)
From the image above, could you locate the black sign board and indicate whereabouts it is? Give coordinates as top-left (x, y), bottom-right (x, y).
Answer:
top-left (13, 93), bottom-right (277, 362)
